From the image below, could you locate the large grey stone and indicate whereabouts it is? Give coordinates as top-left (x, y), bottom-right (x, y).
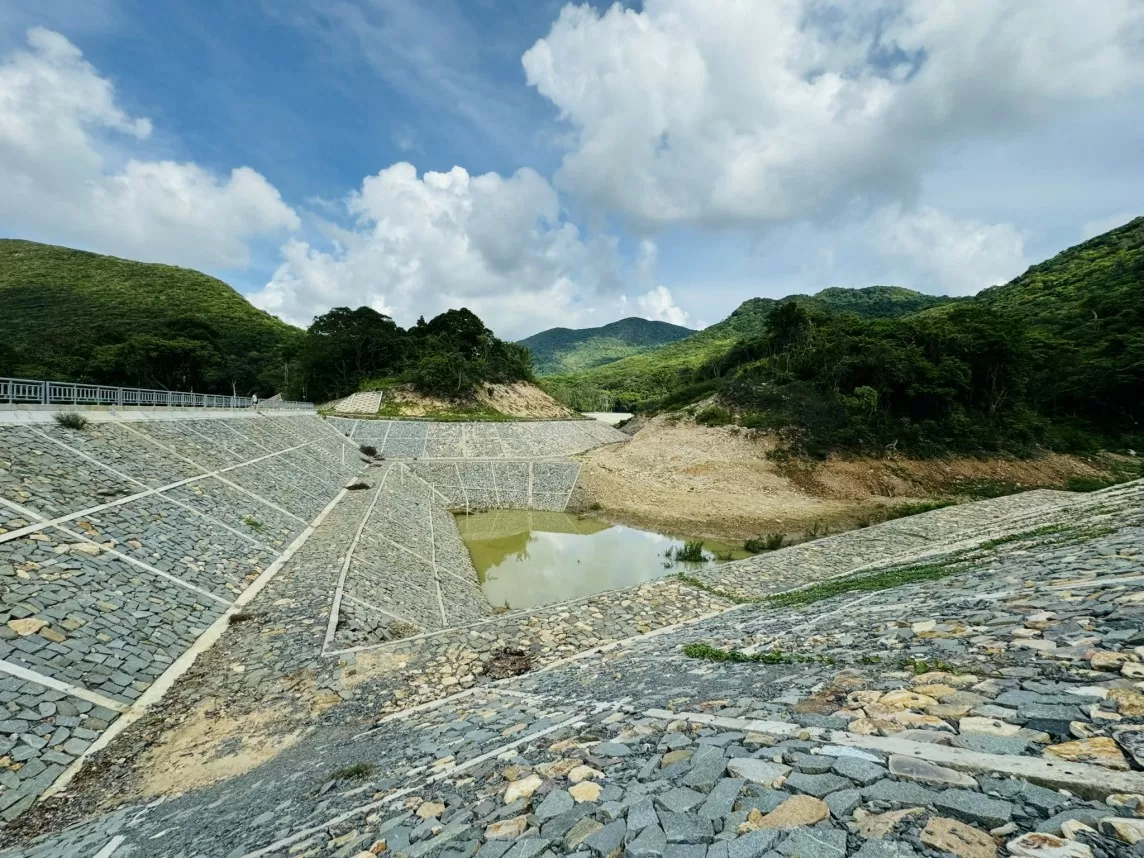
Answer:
top-left (829, 756), bottom-right (885, 786)
top-left (726, 829), bottom-right (781, 858)
top-left (536, 790), bottom-right (575, 820)
top-left (660, 812), bottom-right (713, 845)
top-left (628, 798), bottom-right (661, 832)
top-left (783, 773), bottom-right (852, 798)
top-left (658, 787), bottom-right (706, 814)
top-left (725, 759), bottom-right (791, 787)
top-left (933, 789), bottom-right (1014, 828)
top-left (699, 779), bottom-right (744, 821)
top-left (860, 779), bottom-right (939, 807)
top-left (584, 820), bottom-right (627, 856)
top-left (626, 824), bottom-right (667, 858)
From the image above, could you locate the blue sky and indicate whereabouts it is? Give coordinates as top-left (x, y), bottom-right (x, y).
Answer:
top-left (1, 0), bottom-right (1142, 339)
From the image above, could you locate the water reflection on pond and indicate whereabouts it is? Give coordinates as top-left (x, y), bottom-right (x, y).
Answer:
top-left (454, 510), bottom-right (750, 609)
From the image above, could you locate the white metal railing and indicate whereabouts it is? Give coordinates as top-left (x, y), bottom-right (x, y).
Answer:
top-left (0, 377), bottom-right (313, 410)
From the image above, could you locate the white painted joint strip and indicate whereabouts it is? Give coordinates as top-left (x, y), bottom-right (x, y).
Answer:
top-left (0, 659), bottom-right (130, 714)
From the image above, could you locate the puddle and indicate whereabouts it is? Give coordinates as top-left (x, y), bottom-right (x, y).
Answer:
top-left (454, 510), bottom-right (750, 609)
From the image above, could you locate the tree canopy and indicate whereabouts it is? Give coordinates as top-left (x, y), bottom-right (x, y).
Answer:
top-left (293, 306), bottom-right (534, 402)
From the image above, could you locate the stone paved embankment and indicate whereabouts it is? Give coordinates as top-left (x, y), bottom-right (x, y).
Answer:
top-left (5, 479), bottom-right (1142, 857)
top-left (0, 412), bottom-right (362, 822)
top-left (329, 419), bottom-right (627, 460)
top-left (1, 413), bottom-right (626, 824)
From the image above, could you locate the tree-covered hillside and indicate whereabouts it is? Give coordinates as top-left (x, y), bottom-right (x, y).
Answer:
top-left (0, 240), bottom-right (301, 395)
top-left (602, 218), bottom-right (1143, 457)
top-left (291, 306), bottom-right (533, 403)
top-left (519, 317), bottom-right (694, 375)
top-left (540, 287), bottom-right (953, 411)
top-left (0, 240), bottom-right (535, 404)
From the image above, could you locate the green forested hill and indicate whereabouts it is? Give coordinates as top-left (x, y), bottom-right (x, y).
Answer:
top-left (555, 218), bottom-right (1142, 456)
top-left (540, 287), bottom-right (953, 411)
top-left (976, 216), bottom-right (1144, 436)
top-left (804, 285), bottom-right (957, 318)
top-left (0, 239), bottom-right (301, 395)
top-left (518, 317), bottom-right (694, 375)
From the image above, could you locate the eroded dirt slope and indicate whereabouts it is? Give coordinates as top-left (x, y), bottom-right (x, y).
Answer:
top-left (334, 382), bottom-right (577, 419)
top-left (572, 413), bottom-right (1123, 539)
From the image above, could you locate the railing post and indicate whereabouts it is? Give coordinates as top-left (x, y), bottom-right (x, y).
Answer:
top-left (41, 381), bottom-right (48, 405)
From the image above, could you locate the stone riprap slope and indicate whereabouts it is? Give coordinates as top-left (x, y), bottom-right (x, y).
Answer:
top-left (330, 418), bottom-right (627, 460)
top-left (407, 460), bottom-right (581, 512)
top-left (0, 411), bottom-right (632, 825)
top-left (0, 412), bottom-right (361, 823)
top-left (332, 463), bottom-right (494, 648)
top-left (7, 480), bottom-right (1143, 857)
top-left (691, 489), bottom-right (1090, 600)
top-left (332, 391), bottom-right (384, 415)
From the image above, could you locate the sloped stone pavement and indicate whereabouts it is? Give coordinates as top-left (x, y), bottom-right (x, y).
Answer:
top-left (4, 480), bottom-right (1143, 857)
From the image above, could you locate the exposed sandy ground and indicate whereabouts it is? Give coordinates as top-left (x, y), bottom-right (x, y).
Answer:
top-left (332, 382), bottom-right (577, 419)
top-left (134, 698), bottom-right (307, 797)
top-left (572, 413), bottom-right (1120, 540)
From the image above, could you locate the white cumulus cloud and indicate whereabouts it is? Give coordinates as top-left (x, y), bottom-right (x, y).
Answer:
top-left (523, 0), bottom-right (1144, 230)
top-left (635, 285), bottom-right (690, 327)
top-left (0, 28), bottom-right (299, 269)
top-left (249, 162), bottom-right (625, 338)
top-left (868, 205), bottom-right (1029, 295)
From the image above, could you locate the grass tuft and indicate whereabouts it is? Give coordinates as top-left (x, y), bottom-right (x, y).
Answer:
top-left (327, 763), bottom-right (376, 782)
top-left (53, 411), bottom-right (88, 430)
top-left (744, 533), bottom-right (786, 553)
top-left (242, 516), bottom-right (264, 532)
top-left (670, 540), bottom-right (707, 563)
top-left (682, 642), bottom-right (835, 665)
top-left (763, 561), bottom-right (965, 609)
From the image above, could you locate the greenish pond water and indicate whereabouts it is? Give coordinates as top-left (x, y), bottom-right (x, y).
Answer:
top-left (454, 510), bottom-right (751, 609)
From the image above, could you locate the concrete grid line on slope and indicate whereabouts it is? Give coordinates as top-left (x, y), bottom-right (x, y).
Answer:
top-left (648, 710), bottom-right (1144, 799)
top-left (322, 468), bottom-right (391, 653)
top-left (25, 425), bottom-right (275, 551)
top-left (26, 422), bottom-right (278, 551)
top-left (207, 421), bottom-right (347, 498)
top-left (41, 486), bottom-right (352, 803)
top-left (426, 470), bottom-right (449, 627)
top-left (118, 421), bottom-right (316, 524)
top-left (0, 435), bottom-right (323, 545)
top-left (491, 423), bottom-right (509, 458)
top-left (0, 659), bottom-right (130, 715)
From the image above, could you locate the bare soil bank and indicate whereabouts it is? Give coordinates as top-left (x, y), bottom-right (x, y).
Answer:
top-left (571, 413), bottom-right (1129, 540)
top-left (340, 381), bottom-right (577, 419)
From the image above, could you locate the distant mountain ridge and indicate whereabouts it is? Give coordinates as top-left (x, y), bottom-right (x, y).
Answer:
top-left (539, 286), bottom-right (956, 409)
top-left (519, 316), bottom-right (694, 375)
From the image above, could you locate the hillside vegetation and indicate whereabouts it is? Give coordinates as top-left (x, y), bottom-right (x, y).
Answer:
top-left (611, 218), bottom-right (1143, 457)
top-left (292, 306), bottom-right (533, 403)
top-left (0, 240), bottom-right (301, 395)
top-left (0, 239), bottom-right (535, 405)
top-left (541, 287), bottom-right (953, 410)
top-left (519, 317), bottom-right (693, 375)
